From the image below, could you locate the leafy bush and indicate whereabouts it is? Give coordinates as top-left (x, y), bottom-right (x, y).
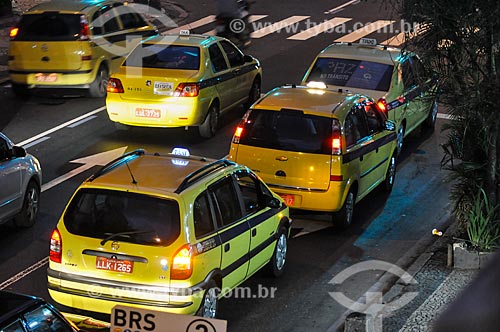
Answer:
top-left (466, 188), bottom-right (500, 251)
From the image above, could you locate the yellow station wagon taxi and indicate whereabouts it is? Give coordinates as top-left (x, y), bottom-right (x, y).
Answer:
top-left (47, 148), bottom-right (290, 318)
top-left (229, 85), bottom-right (397, 227)
top-left (105, 32), bottom-right (262, 138)
top-left (8, 0), bottom-right (157, 97)
top-left (301, 40), bottom-right (439, 154)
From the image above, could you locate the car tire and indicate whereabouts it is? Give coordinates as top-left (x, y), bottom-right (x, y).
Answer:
top-left (88, 65), bottom-right (108, 98)
top-left (245, 77), bottom-right (261, 109)
top-left (196, 280), bottom-right (219, 318)
top-left (114, 122), bottom-right (132, 131)
top-left (198, 103), bottom-right (219, 138)
top-left (396, 124), bottom-right (405, 156)
top-left (333, 187), bottom-right (355, 229)
top-left (267, 226), bottom-right (288, 277)
top-left (422, 101), bottom-right (438, 132)
top-left (382, 153), bottom-right (397, 192)
top-left (12, 83), bottom-right (30, 98)
top-left (14, 181), bottom-right (40, 228)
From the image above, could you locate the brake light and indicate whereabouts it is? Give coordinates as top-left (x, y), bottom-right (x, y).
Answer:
top-left (233, 126), bottom-right (244, 144)
top-left (330, 175), bottom-right (343, 181)
top-left (50, 229), bottom-right (62, 263)
top-left (81, 55), bottom-right (92, 61)
top-left (171, 245), bottom-right (193, 279)
top-left (331, 127), bottom-right (342, 155)
top-left (174, 83), bottom-right (199, 97)
top-left (376, 98), bottom-right (388, 113)
top-left (107, 78), bottom-right (124, 93)
top-left (9, 27), bottom-right (19, 39)
top-left (79, 15), bottom-right (89, 41)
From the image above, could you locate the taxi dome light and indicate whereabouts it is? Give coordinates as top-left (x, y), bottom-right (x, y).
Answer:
top-left (359, 37), bottom-right (377, 46)
top-left (171, 147), bottom-right (190, 157)
top-left (306, 81), bottom-right (327, 89)
top-left (179, 29), bottom-right (190, 36)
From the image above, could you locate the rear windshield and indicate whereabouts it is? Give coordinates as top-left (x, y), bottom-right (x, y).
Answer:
top-left (64, 189), bottom-right (181, 246)
top-left (124, 44), bottom-right (200, 70)
top-left (239, 109), bottom-right (333, 154)
top-left (14, 13), bottom-right (81, 41)
top-left (306, 57), bottom-right (394, 92)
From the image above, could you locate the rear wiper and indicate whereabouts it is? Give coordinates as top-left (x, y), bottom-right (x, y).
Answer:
top-left (100, 230), bottom-right (153, 246)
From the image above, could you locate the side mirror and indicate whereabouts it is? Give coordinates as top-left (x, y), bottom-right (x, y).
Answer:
top-left (262, 194), bottom-right (282, 209)
top-left (12, 146), bottom-right (26, 158)
top-left (384, 120), bottom-right (396, 132)
top-left (243, 54), bottom-right (254, 63)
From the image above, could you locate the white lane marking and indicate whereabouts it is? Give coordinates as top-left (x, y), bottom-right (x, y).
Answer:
top-left (251, 16), bottom-right (310, 39)
top-left (288, 17), bottom-right (352, 41)
top-left (381, 31), bottom-right (405, 46)
top-left (292, 218), bottom-right (332, 237)
top-left (166, 15), bottom-right (216, 34)
top-left (334, 20), bottom-right (395, 43)
top-left (324, 0), bottom-right (360, 14)
top-left (67, 115), bottom-right (98, 128)
top-left (0, 257), bottom-right (49, 290)
top-left (23, 136), bottom-right (50, 149)
top-left (437, 113), bottom-right (452, 120)
top-left (16, 106), bottom-right (106, 147)
top-left (204, 15), bottom-right (268, 36)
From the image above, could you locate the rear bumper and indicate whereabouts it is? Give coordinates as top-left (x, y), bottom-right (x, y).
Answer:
top-left (47, 268), bottom-right (204, 315)
top-left (9, 69), bottom-right (95, 88)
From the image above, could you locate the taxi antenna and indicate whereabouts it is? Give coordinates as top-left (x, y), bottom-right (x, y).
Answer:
top-left (125, 161), bottom-right (138, 184)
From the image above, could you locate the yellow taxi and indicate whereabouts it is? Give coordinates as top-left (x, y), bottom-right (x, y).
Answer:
top-left (47, 148), bottom-right (290, 318)
top-left (301, 39), bottom-right (439, 154)
top-left (8, 0), bottom-right (157, 97)
top-left (105, 32), bottom-right (262, 138)
top-left (228, 84), bottom-right (397, 228)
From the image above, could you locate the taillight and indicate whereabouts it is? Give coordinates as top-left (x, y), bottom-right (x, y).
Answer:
top-left (9, 27), bottom-right (19, 40)
top-left (79, 15), bottom-right (89, 41)
top-left (107, 78), bottom-right (124, 93)
top-left (174, 83), bottom-right (199, 97)
top-left (171, 245), bottom-right (193, 279)
top-left (376, 98), bottom-right (388, 114)
top-left (233, 126), bottom-right (244, 144)
top-left (50, 229), bottom-right (62, 263)
top-left (331, 123), bottom-right (342, 155)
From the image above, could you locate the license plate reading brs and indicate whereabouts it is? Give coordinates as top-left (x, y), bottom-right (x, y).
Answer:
top-left (96, 257), bottom-right (133, 273)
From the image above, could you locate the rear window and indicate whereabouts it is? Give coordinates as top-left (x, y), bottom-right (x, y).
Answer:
top-left (239, 109), bottom-right (333, 154)
top-left (64, 189), bottom-right (181, 246)
top-left (306, 57), bottom-right (394, 92)
top-left (14, 13), bottom-right (81, 41)
top-left (124, 44), bottom-right (200, 70)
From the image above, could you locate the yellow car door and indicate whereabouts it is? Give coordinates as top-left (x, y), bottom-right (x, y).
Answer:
top-left (219, 40), bottom-right (251, 106)
top-left (208, 43), bottom-right (238, 112)
top-left (210, 176), bottom-right (250, 292)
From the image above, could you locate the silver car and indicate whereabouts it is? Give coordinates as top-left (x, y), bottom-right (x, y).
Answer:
top-left (0, 132), bottom-right (42, 227)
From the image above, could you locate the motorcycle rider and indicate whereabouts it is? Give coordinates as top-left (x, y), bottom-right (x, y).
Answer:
top-left (215, 0), bottom-right (252, 48)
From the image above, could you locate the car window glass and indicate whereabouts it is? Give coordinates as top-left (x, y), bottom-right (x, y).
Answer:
top-left (211, 177), bottom-right (242, 227)
top-left (64, 189), bottom-right (181, 246)
top-left (208, 44), bottom-right (228, 73)
top-left (92, 7), bottom-right (120, 35)
top-left (235, 171), bottom-right (262, 215)
top-left (410, 56), bottom-right (427, 83)
top-left (23, 305), bottom-right (72, 332)
top-left (14, 13), bottom-right (81, 41)
top-left (194, 192), bottom-right (215, 238)
top-left (125, 44), bottom-right (200, 70)
top-left (117, 6), bottom-right (146, 29)
top-left (402, 58), bottom-right (417, 89)
top-left (0, 320), bottom-right (25, 332)
top-left (344, 114), bottom-right (358, 147)
top-left (219, 40), bottom-right (244, 67)
top-left (365, 104), bottom-right (384, 134)
top-left (0, 137), bottom-right (9, 161)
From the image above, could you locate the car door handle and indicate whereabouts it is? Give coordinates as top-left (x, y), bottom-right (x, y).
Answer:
top-left (224, 243), bottom-right (230, 252)
top-left (252, 229), bottom-right (257, 237)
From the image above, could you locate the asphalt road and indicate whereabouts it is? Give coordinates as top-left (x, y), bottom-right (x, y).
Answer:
top-left (0, 1), bottom-right (452, 331)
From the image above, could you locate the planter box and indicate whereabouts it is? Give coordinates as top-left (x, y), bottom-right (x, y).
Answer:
top-left (453, 242), bottom-right (494, 270)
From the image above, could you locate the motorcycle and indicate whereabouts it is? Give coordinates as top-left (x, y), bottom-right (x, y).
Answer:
top-left (215, 0), bottom-right (253, 48)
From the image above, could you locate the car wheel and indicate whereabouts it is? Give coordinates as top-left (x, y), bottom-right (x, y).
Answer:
top-left (198, 103), bottom-right (219, 138)
top-left (396, 124), bottom-right (405, 155)
top-left (333, 187), bottom-right (355, 229)
top-left (245, 78), bottom-right (261, 109)
top-left (423, 101), bottom-right (438, 132)
top-left (88, 65), bottom-right (108, 98)
top-left (382, 153), bottom-right (397, 192)
top-left (267, 227), bottom-right (288, 277)
top-left (14, 181), bottom-right (40, 228)
top-left (196, 280), bottom-right (219, 318)
top-left (12, 83), bottom-right (30, 98)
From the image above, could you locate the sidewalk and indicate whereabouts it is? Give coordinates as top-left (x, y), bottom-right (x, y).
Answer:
top-left (0, 0), bottom-right (188, 84)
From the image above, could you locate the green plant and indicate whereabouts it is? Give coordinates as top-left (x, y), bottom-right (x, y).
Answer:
top-left (466, 188), bottom-right (500, 251)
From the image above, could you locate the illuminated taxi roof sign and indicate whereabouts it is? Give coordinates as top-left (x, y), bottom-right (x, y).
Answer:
top-left (171, 147), bottom-right (190, 157)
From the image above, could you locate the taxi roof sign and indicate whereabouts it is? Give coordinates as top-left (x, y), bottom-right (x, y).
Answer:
top-left (179, 29), bottom-right (190, 36)
top-left (172, 147), bottom-right (190, 157)
top-left (359, 37), bottom-right (377, 46)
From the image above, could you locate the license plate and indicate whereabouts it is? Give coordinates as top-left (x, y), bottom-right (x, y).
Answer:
top-left (135, 108), bottom-right (161, 118)
top-left (153, 81), bottom-right (173, 95)
top-left (96, 257), bottom-right (133, 273)
top-left (280, 194), bottom-right (295, 207)
top-left (35, 73), bottom-right (58, 82)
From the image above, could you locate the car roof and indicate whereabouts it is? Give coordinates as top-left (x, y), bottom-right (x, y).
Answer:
top-left (143, 34), bottom-right (219, 47)
top-left (252, 85), bottom-right (370, 119)
top-left (27, 0), bottom-right (117, 13)
top-left (0, 291), bottom-right (43, 323)
top-left (317, 42), bottom-right (405, 65)
top-left (82, 151), bottom-right (235, 196)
